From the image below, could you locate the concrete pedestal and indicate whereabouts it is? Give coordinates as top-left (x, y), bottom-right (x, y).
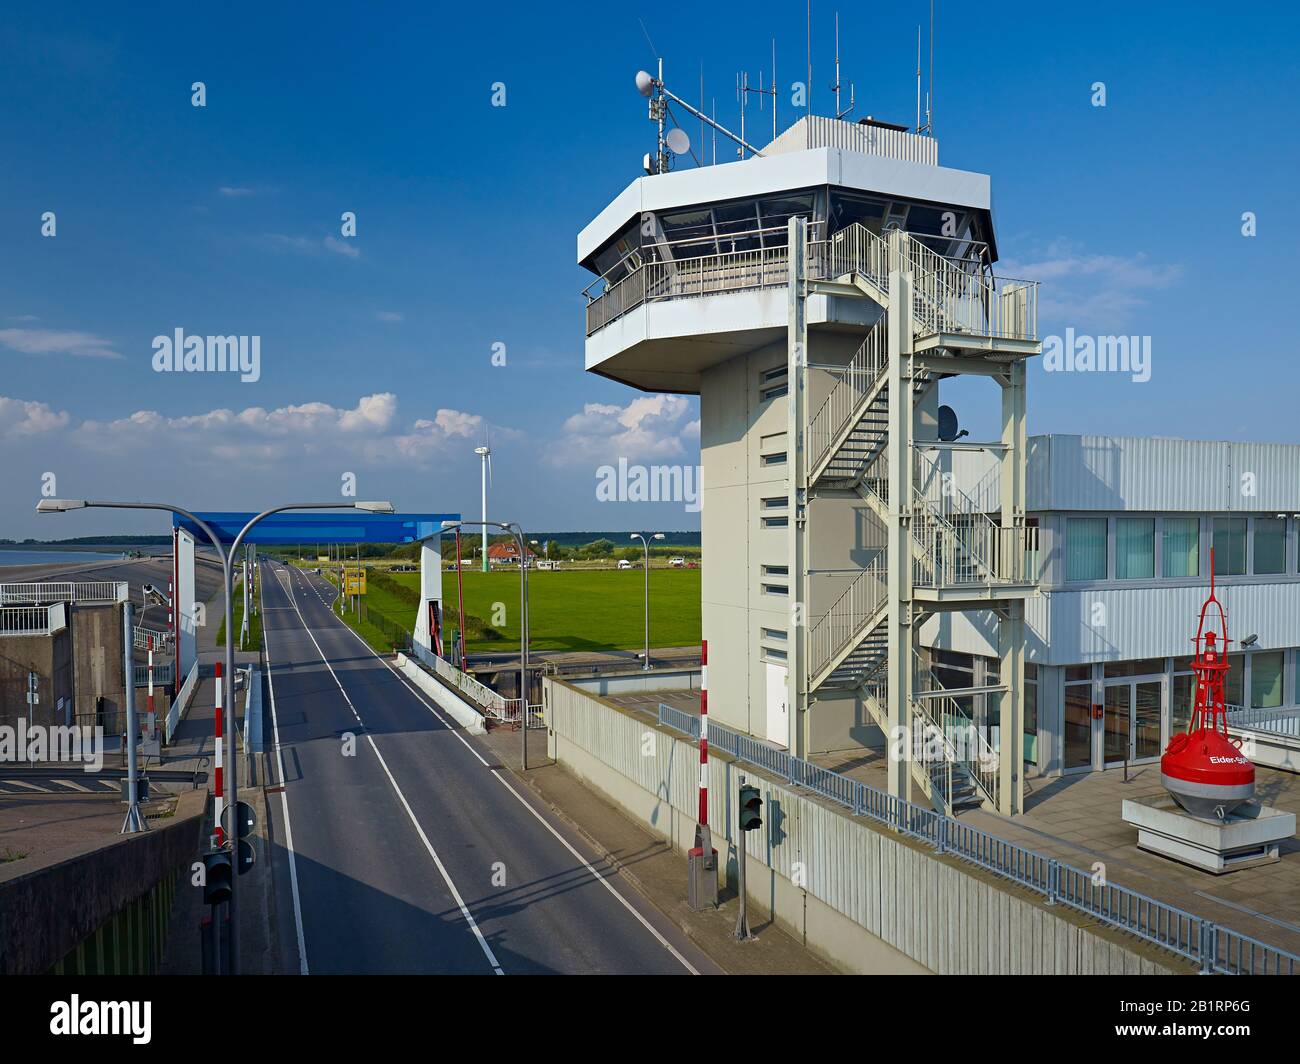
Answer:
top-left (1122, 794), bottom-right (1295, 874)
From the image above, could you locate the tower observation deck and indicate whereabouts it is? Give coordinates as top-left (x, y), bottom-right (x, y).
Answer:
top-left (579, 114), bottom-right (1042, 817)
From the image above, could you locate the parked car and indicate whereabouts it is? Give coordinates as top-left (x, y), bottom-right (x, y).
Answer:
top-left (669, 556), bottom-right (686, 567)
top-left (617, 559), bottom-right (633, 570)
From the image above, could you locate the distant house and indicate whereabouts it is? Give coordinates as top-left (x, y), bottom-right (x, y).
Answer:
top-left (487, 541), bottom-right (536, 566)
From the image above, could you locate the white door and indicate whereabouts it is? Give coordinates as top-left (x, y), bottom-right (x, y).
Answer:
top-left (766, 662), bottom-right (789, 748)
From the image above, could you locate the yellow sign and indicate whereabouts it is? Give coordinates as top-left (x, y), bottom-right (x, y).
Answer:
top-left (343, 568), bottom-right (367, 595)
top-left (317, 555), bottom-right (329, 562)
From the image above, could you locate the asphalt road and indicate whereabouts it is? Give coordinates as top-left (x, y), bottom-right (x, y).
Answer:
top-left (258, 560), bottom-right (716, 975)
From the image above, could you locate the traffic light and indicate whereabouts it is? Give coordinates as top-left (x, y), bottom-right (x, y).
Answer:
top-left (203, 850), bottom-right (233, 906)
top-left (738, 784), bottom-right (762, 832)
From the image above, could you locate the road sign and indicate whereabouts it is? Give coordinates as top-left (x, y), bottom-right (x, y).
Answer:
top-left (343, 568), bottom-right (367, 595)
top-left (221, 799), bottom-right (257, 841)
top-left (237, 838), bottom-right (255, 876)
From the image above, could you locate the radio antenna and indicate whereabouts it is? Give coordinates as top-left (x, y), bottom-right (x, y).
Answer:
top-left (929, 0), bottom-right (935, 135)
top-left (830, 11), bottom-right (855, 120)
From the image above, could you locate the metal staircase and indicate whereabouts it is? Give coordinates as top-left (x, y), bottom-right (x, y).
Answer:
top-left (798, 223), bottom-right (1036, 815)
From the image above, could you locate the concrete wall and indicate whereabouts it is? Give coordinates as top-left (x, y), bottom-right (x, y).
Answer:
top-left (70, 603), bottom-right (126, 731)
top-left (0, 788), bottom-right (207, 975)
top-left (0, 627), bottom-right (74, 730)
top-left (544, 676), bottom-right (1188, 975)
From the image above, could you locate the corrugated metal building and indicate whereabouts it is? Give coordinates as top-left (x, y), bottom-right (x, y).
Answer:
top-left (922, 433), bottom-right (1300, 777)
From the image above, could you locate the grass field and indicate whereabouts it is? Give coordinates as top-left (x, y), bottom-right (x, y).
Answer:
top-left (324, 566), bottom-right (702, 656)
top-left (428, 568), bottom-right (702, 653)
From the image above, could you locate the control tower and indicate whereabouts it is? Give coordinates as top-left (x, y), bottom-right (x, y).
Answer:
top-left (578, 86), bottom-right (1042, 816)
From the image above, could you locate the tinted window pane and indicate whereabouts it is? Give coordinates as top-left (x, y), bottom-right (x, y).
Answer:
top-left (1251, 651), bottom-right (1284, 708)
top-left (1162, 517), bottom-right (1200, 578)
top-left (1066, 517), bottom-right (1107, 581)
top-left (1116, 518), bottom-right (1154, 579)
top-left (1213, 517), bottom-right (1247, 575)
top-left (1253, 517), bottom-right (1286, 575)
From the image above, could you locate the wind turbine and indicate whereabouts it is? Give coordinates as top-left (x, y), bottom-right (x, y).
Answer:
top-left (474, 445), bottom-right (492, 573)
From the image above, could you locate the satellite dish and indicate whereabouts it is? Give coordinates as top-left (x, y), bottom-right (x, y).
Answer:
top-left (937, 405), bottom-right (968, 443)
top-left (636, 70), bottom-right (655, 97)
top-left (666, 128), bottom-right (690, 155)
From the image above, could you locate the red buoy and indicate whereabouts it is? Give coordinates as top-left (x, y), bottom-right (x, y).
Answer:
top-left (1160, 551), bottom-right (1254, 819)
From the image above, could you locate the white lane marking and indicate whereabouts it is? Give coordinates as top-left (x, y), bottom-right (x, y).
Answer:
top-left (2, 779), bottom-right (47, 791)
top-left (262, 563), bottom-right (311, 976)
top-left (280, 569), bottom-right (504, 975)
top-left (54, 779), bottom-right (92, 792)
top-left (309, 578), bottom-right (699, 975)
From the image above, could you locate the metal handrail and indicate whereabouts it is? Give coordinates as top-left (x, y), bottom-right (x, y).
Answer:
top-left (654, 703), bottom-right (1299, 975)
top-left (0, 604), bottom-right (66, 637)
top-left (807, 316), bottom-right (890, 478)
top-left (0, 580), bottom-right (127, 606)
top-left (808, 563), bottom-right (888, 683)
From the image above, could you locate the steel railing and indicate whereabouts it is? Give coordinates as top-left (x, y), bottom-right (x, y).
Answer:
top-left (807, 563), bottom-right (889, 684)
top-left (0, 603), bottom-right (68, 637)
top-left (0, 581), bottom-right (127, 606)
top-left (655, 704), bottom-right (1299, 975)
top-left (165, 660), bottom-right (199, 743)
top-left (134, 625), bottom-right (170, 651)
top-left (807, 316), bottom-right (890, 479)
top-left (133, 662), bottom-right (175, 687)
top-left (1226, 705), bottom-right (1300, 739)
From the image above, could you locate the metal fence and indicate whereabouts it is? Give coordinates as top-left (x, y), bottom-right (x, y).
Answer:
top-left (133, 625), bottom-right (170, 651)
top-left (165, 660), bottom-right (199, 744)
top-left (133, 662), bottom-right (175, 687)
top-left (0, 581), bottom-right (127, 605)
top-left (657, 703), bottom-right (1299, 976)
top-left (0, 603), bottom-right (67, 637)
top-left (1227, 705), bottom-right (1300, 740)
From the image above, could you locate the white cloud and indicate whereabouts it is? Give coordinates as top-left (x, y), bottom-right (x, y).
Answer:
top-left (0, 328), bottom-right (122, 360)
top-left (0, 396), bottom-right (70, 437)
top-left (375, 310), bottom-right (404, 323)
top-left (260, 233), bottom-right (360, 259)
top-left (1000, 243), bottom-right (1182, 330)
top-left (218, 186), bottom-right (257, 198)
top-left (323, 236), bottom-right (360, 259)
top-left (548, 394), bottom-right (697, 466)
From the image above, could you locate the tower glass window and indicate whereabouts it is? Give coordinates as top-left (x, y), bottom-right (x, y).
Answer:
top-left (1250, 651), bottom-right (1284, 709)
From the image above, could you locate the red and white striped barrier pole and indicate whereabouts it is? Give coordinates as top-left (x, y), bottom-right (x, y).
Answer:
top-left (214, 661), bottom-right (224, 845)
top-left (146, 636), bottom-right (155, 740)
top-left (698, 639), bottom-right (709, 826)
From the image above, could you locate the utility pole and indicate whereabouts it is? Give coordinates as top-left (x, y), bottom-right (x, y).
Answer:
top-left (121, 600), bottom-right (145, 833)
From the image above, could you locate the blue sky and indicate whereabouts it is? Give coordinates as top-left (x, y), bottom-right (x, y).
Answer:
top-left (1, 1), bottom-right (1297, 538)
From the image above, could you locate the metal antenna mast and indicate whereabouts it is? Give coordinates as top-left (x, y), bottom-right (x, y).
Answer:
top-left (740, 41), bottom-right (779, 146)
top-left (830, 11), bottom-right (855, 120)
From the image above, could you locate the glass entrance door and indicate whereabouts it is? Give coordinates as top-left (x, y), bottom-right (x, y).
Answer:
top-left (1102, 679), bottom-right (1164, 766)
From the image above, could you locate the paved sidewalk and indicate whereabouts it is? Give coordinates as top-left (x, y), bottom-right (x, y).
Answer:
top-left (482, 724), bottom-right (835, 975)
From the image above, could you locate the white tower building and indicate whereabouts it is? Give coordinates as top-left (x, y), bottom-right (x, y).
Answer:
top-left (579, 111), bottom-right (1042, 816)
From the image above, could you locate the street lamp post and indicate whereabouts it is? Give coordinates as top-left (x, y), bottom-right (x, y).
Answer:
top-left (441, 519), bottom-right (530, 768)
top-left (630, 533), bottom-right (665, 671)
top-left (37, 496), bottom-right (393, 977)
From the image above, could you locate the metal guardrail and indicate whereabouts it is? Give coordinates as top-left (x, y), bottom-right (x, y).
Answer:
top-left (1227, 705), bottom-right (1300, 739)
top-left (0, 603), bottom-right (68, 637)
top-left (656, 703), bottom-right (1300, 976)
top-left (0, 581), bottom-right (127, 606)
top-left (807, 563), bottom-right (888, 684)
top-left (583, 223), bottom-right (1040, 345)
top-left (133, 662), bottom-right (175, 687)
top-left (165, 660), bottom-right (199, 744)
top-left (133, 625), bottom-right (170, 651)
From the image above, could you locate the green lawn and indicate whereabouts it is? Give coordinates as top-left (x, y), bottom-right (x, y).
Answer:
top-left (321, 569), bottom-right (418, 654)
top-left (405, 568), bottom-right (701, 654)
top-left (215, 577), bottom-right (263, 651)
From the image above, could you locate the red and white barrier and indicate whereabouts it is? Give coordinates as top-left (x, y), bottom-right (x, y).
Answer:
top-left (698, 639), bottom-right (708, 826)
top-left (214, 661), bottom-right (224, 845)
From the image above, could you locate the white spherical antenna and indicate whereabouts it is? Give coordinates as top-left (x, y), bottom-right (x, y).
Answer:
top-left (635, 70), bottom-right (655, 97)
top-left (665, 128), bottom-right (690, 155)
